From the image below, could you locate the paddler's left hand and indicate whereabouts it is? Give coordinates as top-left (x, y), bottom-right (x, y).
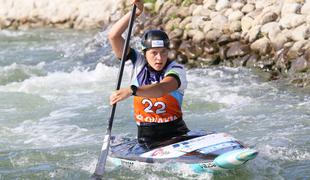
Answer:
top-left (110, 87), bottom-right (132, 105)
top-left (131, 0), bottom-right (144, 17)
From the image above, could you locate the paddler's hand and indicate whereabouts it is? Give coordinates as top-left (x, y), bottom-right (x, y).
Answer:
top-left (110, 87), bottom-right (132, 105)
top-left (131, 0), bottom-right (144, 17)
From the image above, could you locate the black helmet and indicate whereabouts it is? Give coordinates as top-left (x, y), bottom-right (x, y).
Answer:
top-left (141, 30), bottom-right (170, 50)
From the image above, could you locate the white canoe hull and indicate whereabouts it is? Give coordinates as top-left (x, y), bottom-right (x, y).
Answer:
top-left (109, 132), bottom-right (258, 173)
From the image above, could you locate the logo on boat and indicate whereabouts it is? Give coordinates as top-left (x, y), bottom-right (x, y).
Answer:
top-left (172, 141), bottom-right (191, 151)
top-left (200, 162), bottom-right (216, 169)
top-left (151, 148), bottom-right (170, 157)
top-left (121, 160), bottom-right (135, 168)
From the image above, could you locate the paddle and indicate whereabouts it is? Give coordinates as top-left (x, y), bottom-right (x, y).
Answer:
top-left (91, 4), bottom-right (137, 180)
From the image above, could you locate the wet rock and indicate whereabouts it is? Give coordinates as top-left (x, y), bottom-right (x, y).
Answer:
top-left (286, 48), bottom-right (300, 60)
top-left (290, 56), bottom-right (309, 73)
top-left (176, 54), bottom-right (188, 64)
top-left (168, 49), bottom-right (178, 60)
top-left (246, 25), bottom-right (261, 43)
top-left (275, 49), bottom-right (290, 74)
top-left (178, 41), bottom-right (190, 55)
top-left (232, 54), bottom-right (250, 67)
top-left (192, 30), bottom-right (205, 43)
top-left (289, 78), bottom-right (309, 88)
top-left (219, 46), bottom-right (228, 60)
top-left (0, 18), bottom-right (12, 29)
top-left (204, 42), bottom-right (219, 54)
top-left (250, 37), bottom-right (271, 56)
top-left (218, 34), bottom-right (232, 46)
top-left (198, 54), bottom-right (220, 66)
top-left (187, 59), bottom-right (200, 68)
top-left (287, 40), bottom-right (308, 60)
top-left (230, 32), bottom-right (241, 40)
top-left (257, 58), bottom-right (274, 70)
top-left (185, 45), bottom-right (203, 59)
top-left (245, 54), bottom-right (259, 68)
top-left (169, 39), bottom-right (182, 49)
top-left (271, 32), bottom-right (288, 50)
top-left (226, 41), bottom-right (250, 58)
top-left (205, 29), bottom-right (222, 42)
top-left (223, 59), bottom-right (234, 67)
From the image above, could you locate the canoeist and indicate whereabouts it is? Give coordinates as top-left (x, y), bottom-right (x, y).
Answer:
top-left (108, 0), bottom-right (190, 150)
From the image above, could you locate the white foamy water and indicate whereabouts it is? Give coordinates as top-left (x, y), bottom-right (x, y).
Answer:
top-left (0, 29), bottom-right (309, 180)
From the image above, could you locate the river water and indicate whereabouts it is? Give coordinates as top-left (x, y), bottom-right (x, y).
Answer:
top-left (0, 29), bottom-right (309, 180)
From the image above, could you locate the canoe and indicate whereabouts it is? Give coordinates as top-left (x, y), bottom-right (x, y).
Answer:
top-left (108, 131), bottom-right (258, 174)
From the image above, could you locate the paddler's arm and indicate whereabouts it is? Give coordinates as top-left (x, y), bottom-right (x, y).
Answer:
top-left (108, 0), bottom-right (144, 59)
top-left (109, 76), bottom-right (179, 105)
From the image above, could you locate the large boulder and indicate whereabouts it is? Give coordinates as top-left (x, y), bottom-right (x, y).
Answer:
top-left (279, 13), bottom-right (306, 29)
top-left (226, 41), bottom-right (250, 58)
top-left (250, 37), bottom-right (272, 55)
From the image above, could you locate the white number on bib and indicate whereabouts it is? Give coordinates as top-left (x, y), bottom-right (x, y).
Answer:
top-left (142, 99), bottom-right (166, 114)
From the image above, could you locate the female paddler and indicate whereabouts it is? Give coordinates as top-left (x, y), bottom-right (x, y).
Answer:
top-left (108, 0), bottom-right (190, 150)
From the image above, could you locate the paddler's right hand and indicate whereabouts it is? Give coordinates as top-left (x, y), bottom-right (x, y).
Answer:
top-left (131, 0), bottom-right (144, 17)
top-left (109, 87), bottom-right (132, 105)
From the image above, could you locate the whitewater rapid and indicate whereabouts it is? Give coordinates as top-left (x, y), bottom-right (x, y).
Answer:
top-left (0, 29), bottom-right (309, 180)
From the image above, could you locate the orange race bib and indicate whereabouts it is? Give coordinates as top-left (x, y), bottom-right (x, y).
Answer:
top-left (133, 94), bottom-right (182, 124)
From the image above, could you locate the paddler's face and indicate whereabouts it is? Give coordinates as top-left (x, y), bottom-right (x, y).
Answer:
top-left (145, 47), bottom-right (169, 71)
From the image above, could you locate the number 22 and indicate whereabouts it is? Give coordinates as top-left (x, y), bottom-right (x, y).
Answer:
top-left (142, 99), bottom-right (166, 114)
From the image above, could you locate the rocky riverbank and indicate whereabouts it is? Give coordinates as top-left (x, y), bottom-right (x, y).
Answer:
top-left (1, 0), bottom-right (310, 88)
top-left (131, 0), bottom-right (310, 88)
top-left (0, 0), bottom-right (121, 29)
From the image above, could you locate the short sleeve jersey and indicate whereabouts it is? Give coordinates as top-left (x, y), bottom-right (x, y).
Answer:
top-left (127, 49), bottom-right (187, 125)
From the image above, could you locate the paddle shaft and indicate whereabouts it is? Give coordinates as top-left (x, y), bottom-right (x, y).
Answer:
top-left (92, 4), bottom-right (137, 180)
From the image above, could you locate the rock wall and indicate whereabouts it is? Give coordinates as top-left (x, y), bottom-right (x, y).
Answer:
top-left (133, 0), bottom-right (310, 87)
top-left (0, 0), bottom-right (121, 29)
